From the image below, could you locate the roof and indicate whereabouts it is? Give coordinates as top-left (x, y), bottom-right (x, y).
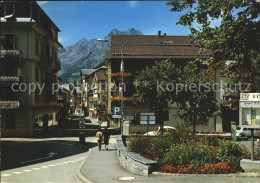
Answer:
top-left (75, 87), bottom-right (81, 94)
top-left (96, 73), bottom-right (107, 81)
top-left (81, 69), bottom-right (96, 76)
top-left (110, 35), bottom-right (213, 59)
top-left (0, 17), bottom-right (36, 23)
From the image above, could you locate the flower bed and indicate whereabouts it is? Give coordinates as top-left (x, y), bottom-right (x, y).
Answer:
top-left (127, 124), bottom-right (250, 174)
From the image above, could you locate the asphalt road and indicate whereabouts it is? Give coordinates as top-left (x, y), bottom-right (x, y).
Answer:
top-left (1, 151), bottom-right (87, 183)
top-left (1, 137), bottom-right (97, 183)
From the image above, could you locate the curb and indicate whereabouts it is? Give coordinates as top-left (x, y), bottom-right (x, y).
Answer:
top-left (76, 149), bottom-right (94, 183)
top-left (152, 171), bottom-right (260, 177)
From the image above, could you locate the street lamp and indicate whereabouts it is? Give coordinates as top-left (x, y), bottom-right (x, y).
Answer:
top-left (97, 38), bottom-right (124, 134)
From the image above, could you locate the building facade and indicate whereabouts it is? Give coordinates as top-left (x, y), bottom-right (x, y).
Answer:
top-left (105, 32), bottom-right (223, 132)
top-left (0, 1), bottom-right (62, 137)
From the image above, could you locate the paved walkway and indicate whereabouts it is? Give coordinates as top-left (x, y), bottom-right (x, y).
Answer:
top-left (78, 137), bottom-right (260, 183)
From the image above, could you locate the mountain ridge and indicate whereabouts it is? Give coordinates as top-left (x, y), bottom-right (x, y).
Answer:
top-left (58, 28), bottom-right (142, 83)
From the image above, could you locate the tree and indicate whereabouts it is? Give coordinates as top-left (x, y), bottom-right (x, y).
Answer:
top-left (166, 0), bottom-right (260, 93)
top-left (176, 60), bottom-right (218, 132)
top-left (133, 60), bottom-right (181, 134)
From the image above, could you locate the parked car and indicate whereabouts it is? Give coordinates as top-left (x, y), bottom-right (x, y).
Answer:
top-left (236, 125), bottom-right (260, 137)
top-left (68, 114), bottom-right (85, 128)
top-left (143, 126), bottom-right (176, 136)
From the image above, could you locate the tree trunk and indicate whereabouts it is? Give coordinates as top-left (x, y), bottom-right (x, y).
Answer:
top-left (159, 106), bottom-right (164, 135)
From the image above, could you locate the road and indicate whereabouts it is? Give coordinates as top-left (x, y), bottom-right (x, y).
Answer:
top-left (1, 137), bottom-right (96, 183)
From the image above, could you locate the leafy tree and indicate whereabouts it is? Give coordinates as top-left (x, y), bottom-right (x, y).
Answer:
top-left (166, 0), bottom-right (260, 93)
top-left (133, 60), bottom-right (181, 134)
top-left (176, 60), bottom-right (218, 132)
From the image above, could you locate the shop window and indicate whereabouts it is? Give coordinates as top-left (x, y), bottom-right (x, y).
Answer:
top-left (252, 110), bottom-right (256, 119)
top-left (6, 115), bottom-right (15, 129)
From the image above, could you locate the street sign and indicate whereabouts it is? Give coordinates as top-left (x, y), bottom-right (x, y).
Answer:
top-left (113, 115), bottom-right (121, 118)
top-left (113, 107), bottom-right (122, 115)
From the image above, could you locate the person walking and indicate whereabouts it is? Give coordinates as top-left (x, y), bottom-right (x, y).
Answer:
top-left (103, 127), bottom-right (110, 150)
top-left (96, 128), bottom-right (103, 151)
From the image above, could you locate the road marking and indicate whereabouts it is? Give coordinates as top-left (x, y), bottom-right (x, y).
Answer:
top-left (13, 171), bottom-right (23, 174)
top-left (41, 166), bottom-right (49, 168)
top-left (23, 169), bottom-right (32, 172)
top-left (19, 152), bottom-right (57, 164)
top-left (32, 168), bottom-right (41, 170)
top-left (55, 163), bottom-right (62, 165)
top-left (119, 177), bottom-right (135, 181)
top-left (49, 164), bottom-right (56, 167)
top-left (2, 174), bottom-right (11, 177)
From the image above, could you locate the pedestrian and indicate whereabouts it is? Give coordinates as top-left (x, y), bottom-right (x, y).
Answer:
top-left (103, 127), bottom-right (110, 151)
top-left (96, 128), bottom-right (103, 151)
top-left (98, 117), bottom-right (102, 125)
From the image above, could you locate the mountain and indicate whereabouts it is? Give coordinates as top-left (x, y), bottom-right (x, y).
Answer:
top-left (58, 28), bottom-right (143, 83)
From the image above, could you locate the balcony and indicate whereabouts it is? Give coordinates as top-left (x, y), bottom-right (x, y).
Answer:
top-left (111, 72), bottom-right (132, 77)
top-left (0, 101), bottom-right (20, 109)
top-left (40, 56), bottom-right (54, 69)
top-left (110, 97), bottom-right (132, 101)
top-left (0, 50), bottom-right (22, 59)
top-left (0, 76), bottom-right (20, 85)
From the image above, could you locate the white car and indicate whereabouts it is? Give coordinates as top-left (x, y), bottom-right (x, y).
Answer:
top-left (143, 126), bottom-right (176, 136)
top-left (236, 125), bottom-right (260, 137)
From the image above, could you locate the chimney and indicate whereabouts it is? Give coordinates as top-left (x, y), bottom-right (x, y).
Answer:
top-left (163, 33), bottom-right (166, 37)
top-left (158, 30), bottom-right (161, 37)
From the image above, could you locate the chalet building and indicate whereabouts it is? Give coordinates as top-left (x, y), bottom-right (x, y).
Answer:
top-left (0, 1), bottom-right (62, 137)
top-left (105, 32), bottom-right (223, 132)
top-left (81, 66), bottom-right (108, 119)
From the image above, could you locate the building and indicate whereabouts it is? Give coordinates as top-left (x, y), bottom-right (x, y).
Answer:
top-left (0, 1), bottom-right (62, 136)
top-left (81, 66), bottom-right (108, 119)
top-left (105, 32), bottom-right (223, 131)
top-left (239, 93), bottom-right (260, 126)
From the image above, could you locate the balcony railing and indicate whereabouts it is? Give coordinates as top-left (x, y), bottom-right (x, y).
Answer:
top-left (110, 97), bottom-right (132, 101)
top-left (0, 50), bottom-right (22, 59)
top-left (0, 76), bottom-right (19, 82)
top-left (0, 101), bottom-right (20, 109)
top-left (111, 72), bottom-right (132, 77)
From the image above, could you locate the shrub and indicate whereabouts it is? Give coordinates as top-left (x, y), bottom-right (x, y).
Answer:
top-left (216, 140), bottom-right (249, 170)
top-left (162, 142), bottom-right (217, 168)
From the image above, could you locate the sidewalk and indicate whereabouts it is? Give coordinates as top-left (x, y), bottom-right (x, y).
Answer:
top-left (77, 137), bottom-right (260, 183)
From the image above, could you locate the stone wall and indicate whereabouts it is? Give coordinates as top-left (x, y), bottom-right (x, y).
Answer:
top-left (116, 136), bottom-right (158, 175)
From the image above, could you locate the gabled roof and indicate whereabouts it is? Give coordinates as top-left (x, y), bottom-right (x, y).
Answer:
top-left (81, 69), bottom-right (96, 76)
top-left (110, 35), bottom-right (213, 59)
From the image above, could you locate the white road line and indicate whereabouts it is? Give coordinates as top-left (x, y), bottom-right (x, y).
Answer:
top-left (41, 166), bottom-right (49, 168)
top-left (23, 169), bottom-right (32, 172)
top-left (32, 168), bottom-right (41, 170)
top-left (12, 171), bottom-right (23, 174)
top-left (55, 163), bottom-right (62, 165)
top-left (49, 164), bottom-right (56, 167)
top-left (2, 174), bottom-right (11, 177)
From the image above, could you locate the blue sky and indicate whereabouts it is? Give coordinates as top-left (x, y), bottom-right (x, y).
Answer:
top-left (38, 1), bottom-right (191, 47)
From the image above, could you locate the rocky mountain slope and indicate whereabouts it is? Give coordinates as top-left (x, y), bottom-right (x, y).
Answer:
top-left (58, 28), bottom-right (142, 83)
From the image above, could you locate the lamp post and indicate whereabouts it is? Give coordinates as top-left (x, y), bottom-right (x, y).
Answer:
top-left (97, 39), bottom-right (124, 134)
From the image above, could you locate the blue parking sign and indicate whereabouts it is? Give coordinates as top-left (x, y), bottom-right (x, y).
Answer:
top-left (113, 107), bottom-right (122, 115)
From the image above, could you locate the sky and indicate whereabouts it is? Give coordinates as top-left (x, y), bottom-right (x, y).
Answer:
top-left (38, 1), bottom-right (191, 47)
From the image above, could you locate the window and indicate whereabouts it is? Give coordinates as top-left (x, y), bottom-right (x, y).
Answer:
top-left (35, 89), bottom-right (40, 102)
top-left (6, 115), bottom-right (16, 129)
top-left (252, 110), bottom-right (256, 119)
top-left (35, 68), bottom-right (39, 81)
top-left (35, 38), bottom-right (39, 55)
top-left (52, 45), bottom-right (54, 58)
top-left (5, 34), bottom-right (15, 49)
top-left (46, 44), bottom-right (50, 57)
